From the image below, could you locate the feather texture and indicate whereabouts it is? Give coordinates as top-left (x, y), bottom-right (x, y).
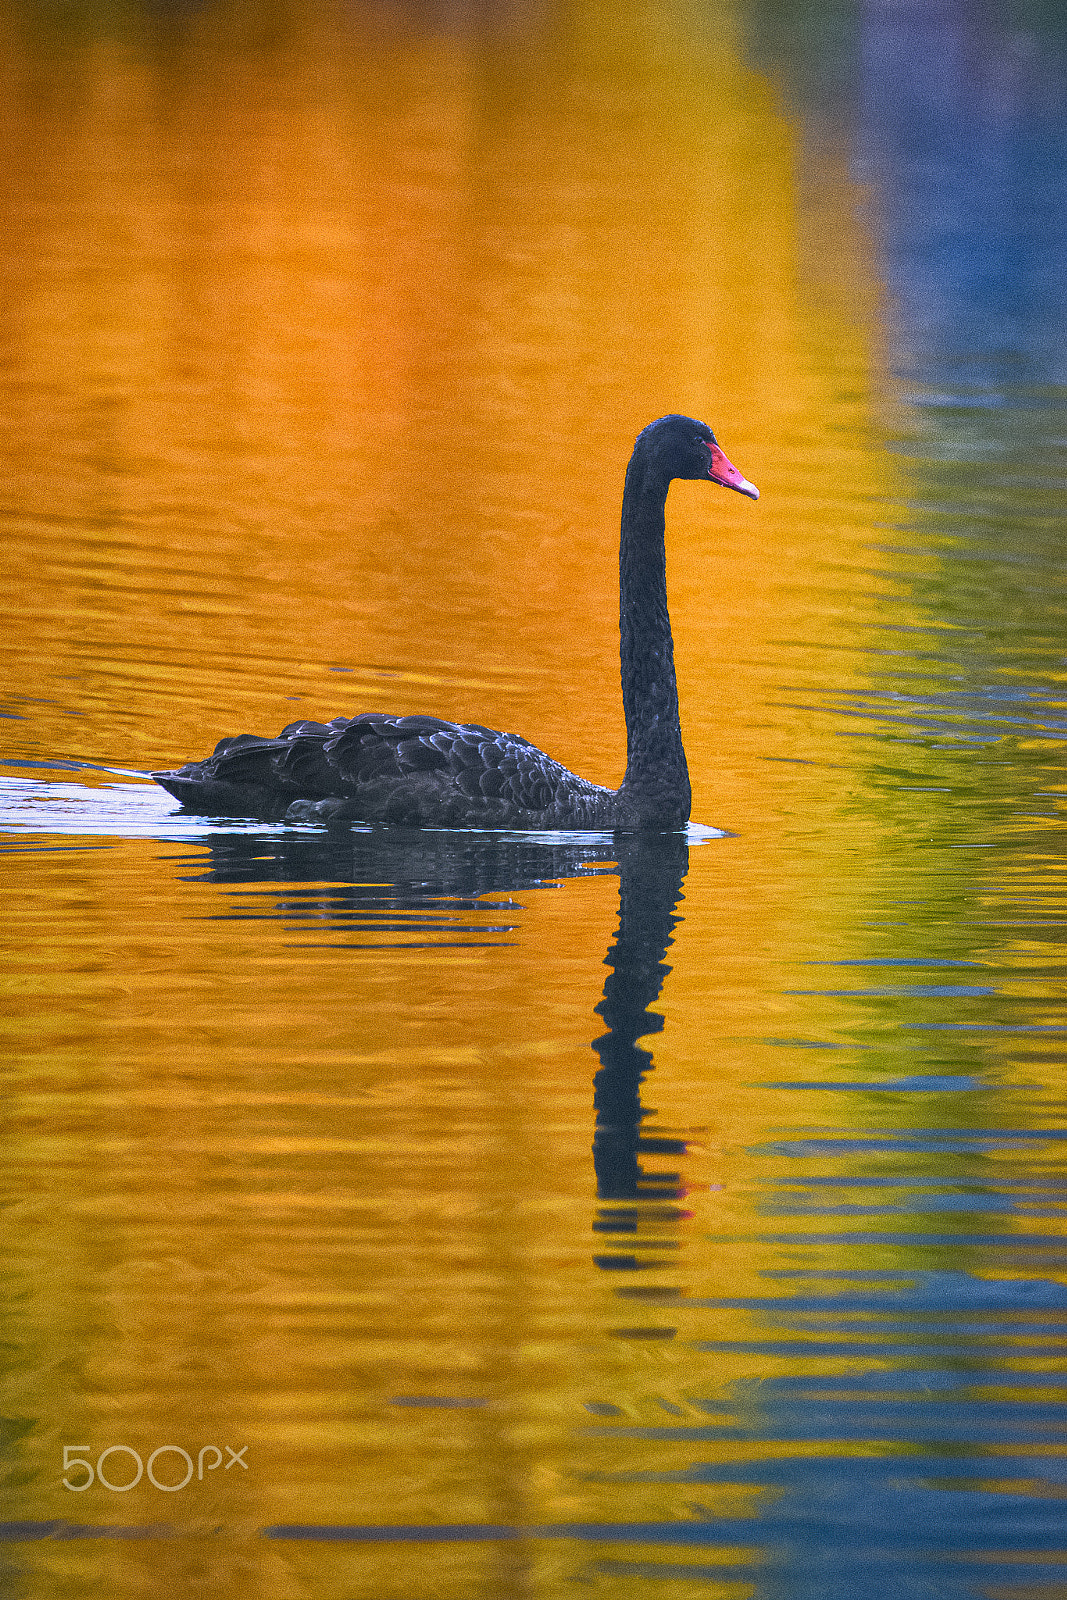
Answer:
top-left (156, 712), bottom-right (613, 826)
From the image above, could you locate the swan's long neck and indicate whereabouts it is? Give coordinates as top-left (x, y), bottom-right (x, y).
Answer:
top-left (617, 452), bottom-right (691, 827)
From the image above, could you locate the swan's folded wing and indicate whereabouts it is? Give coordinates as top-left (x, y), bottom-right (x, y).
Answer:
top-left (324, 714), bottom-right (559, 811)
top-left (153, 720), bottom-right (340, 811)
top-left (154, 710), bottom-right (601, 822)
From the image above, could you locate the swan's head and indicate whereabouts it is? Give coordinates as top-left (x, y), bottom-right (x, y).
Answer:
top-left (638, 414), bottom-right (759, 500)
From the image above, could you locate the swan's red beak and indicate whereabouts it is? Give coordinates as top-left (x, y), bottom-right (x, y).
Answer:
top-left (708, 442), bottom-right (759, 500)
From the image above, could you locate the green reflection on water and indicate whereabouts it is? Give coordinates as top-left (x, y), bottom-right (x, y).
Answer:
top-left (0, 0), bottom-right (1066, 1596)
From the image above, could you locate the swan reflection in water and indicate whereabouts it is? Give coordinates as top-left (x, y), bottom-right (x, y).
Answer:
top-left (188, 827), bottom-right (693, 1252)
top-left (590, 833), bottom-right (691, 1283)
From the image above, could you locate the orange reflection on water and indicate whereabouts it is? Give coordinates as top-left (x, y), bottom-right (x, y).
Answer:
top-left (0, 0), bottom-right (908, 1593)
top-left (0, 0), bottom-right (893, 808)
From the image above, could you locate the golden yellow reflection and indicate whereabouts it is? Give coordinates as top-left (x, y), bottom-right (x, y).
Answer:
top-left (0, 0), bottom-right (913, 1593)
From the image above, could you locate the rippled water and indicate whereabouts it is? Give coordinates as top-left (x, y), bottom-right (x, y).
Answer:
top-left (2, 1), bottom-right (1066, 1596)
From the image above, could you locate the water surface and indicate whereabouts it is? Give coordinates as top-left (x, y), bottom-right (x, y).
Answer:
top-left (1, 1), bottom-right (1066, 1596)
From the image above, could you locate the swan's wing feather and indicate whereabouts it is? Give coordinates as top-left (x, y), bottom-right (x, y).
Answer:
top-left (158, 723), bottom-right (338, 803)
top-left (324, 714), bottom-right (563, 812)
top-left (200, 733), bottom-right (293, 778)
top-left (278, 720), bottom-right (334, 739)
top-left (274, 734), bottom-right (341, 792)
top-left (154, 710), bottom-right (607, 822)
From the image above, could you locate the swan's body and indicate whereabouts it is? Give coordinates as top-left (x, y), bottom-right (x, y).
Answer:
top-left (153, 415), bottom-right (758, 830)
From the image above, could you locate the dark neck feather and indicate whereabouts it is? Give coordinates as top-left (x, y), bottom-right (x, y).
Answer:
top-left (617, 450), bottom-right (691, 827)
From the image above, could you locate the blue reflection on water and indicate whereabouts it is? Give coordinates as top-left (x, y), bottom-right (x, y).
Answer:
top-left (726, 5), bottom-right (1067, 1597)
top-left (856, 0), bottom-right (1067, 394)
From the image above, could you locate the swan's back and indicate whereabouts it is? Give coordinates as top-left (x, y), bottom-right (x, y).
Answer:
top-left (154, 713), bottom-right (614, 827)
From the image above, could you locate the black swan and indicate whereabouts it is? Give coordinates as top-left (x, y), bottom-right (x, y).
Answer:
top-left (153, 414), bottom-right (758, 830)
